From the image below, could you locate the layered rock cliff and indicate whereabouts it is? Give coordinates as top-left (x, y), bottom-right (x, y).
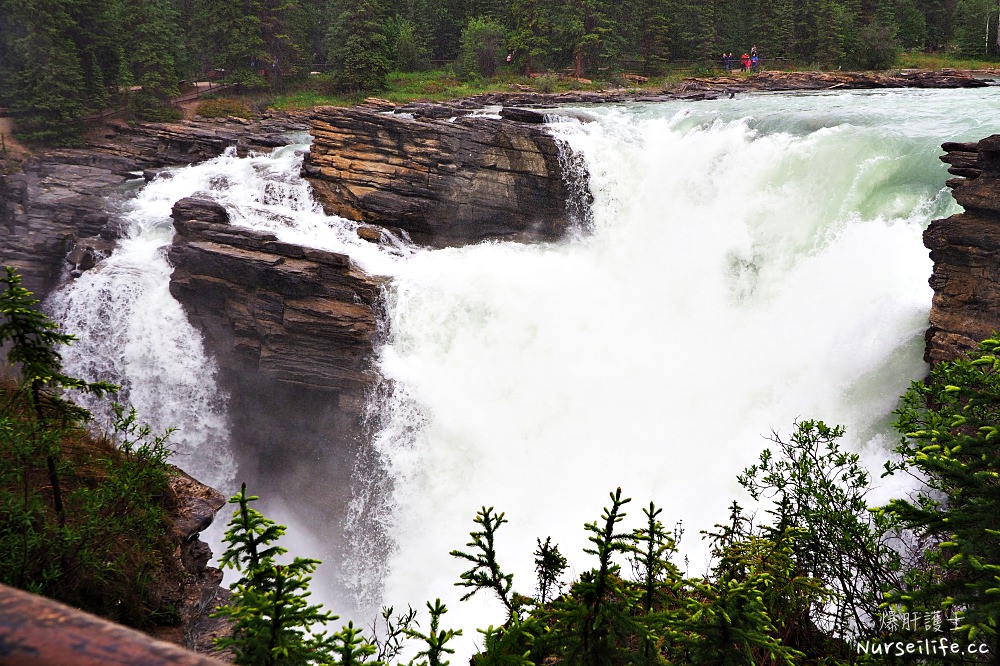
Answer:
top-left (925, 135), bottom-right (1000, 363)
top-left (166, 198), bottom-right (385, 534)
top-left (302, 106), bottom-right (587, 247)
top-left (167, 197), bottom-right (383, 414)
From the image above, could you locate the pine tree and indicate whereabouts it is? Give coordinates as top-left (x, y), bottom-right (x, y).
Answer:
top-left (635, 0), bottom-right (673, 74)
top-left (685, 527), bottom-right (805, 665)
top-left (123, 0), bottom-right (182, 120)
top-left (212, 483), bottom-right (342, 665)
top-left (748, 0), bottom-right (794, 60)
top-left (8, 0), bottom-right (89, 145)
top-left (508, 0), bottom-right (552, 74)
top-left (451, 506), bottom-right (521, 621)
top-left (951, 0), bottom-right (997, 57)
top-left (541, 488), bottom-right (640, 666)
top-left (895, 0), bottom-right (929, 48)
top-left (884, 334), bottom-right (1000, 654)
top-left (325, 0), bottom-right (391, 90)
top-left (404, 599), bottom-right (463, 666)
top-left (191, 0), bottom-right (267, 88)
top-left (534, 536), bottom-right (567, 604)
top-left (629, 502), bottom-right (681, 664)
top-left (0, 267), bottom-right (117, 525)
top-left (73, 0), bottom-right (127, 111)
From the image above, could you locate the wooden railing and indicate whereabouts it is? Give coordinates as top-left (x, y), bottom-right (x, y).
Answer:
top-left (0, 583), bottom-right (228, 666)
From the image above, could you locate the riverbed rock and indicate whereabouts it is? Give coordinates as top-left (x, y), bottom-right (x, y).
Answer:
top-left (678, 69), bottom-right (992, 95)
top-left (924, 134), bottom-right (1000, 363)
top-left (302, 105), bottom-right (589, 248)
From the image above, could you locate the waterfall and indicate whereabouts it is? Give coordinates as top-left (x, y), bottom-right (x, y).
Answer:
top-left (47, 186), bottom-right (236, 492)
top-left (355, 87), bottom-right (1000, 655)
top-left (40, 86), bottom-right (1000, 658)
top-left (46, 141), bottom-right (404, 495)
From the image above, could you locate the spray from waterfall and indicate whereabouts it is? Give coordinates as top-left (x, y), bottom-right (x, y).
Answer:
top-left (46, 142), bottom-right (410, 496)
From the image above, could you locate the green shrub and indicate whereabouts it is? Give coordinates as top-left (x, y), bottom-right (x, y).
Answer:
top-left (534, 73), bottom-right (557, 93)
top-left (458, 16), bottom-right (506, 80)
top-left (884, 334), bottom-right (1000, 654)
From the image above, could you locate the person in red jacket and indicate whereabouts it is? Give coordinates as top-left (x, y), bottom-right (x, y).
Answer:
top-left (740, 52), bottom-right (750, 72)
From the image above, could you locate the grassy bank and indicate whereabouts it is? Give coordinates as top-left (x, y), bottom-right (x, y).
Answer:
top-left (258, 52), bottom-right (997, 111)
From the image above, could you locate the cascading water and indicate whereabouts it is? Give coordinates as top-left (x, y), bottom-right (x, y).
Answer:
top-left (46, 140), bottom-right (403, 495)
top-left (40, 86), bottom-right (1000, 658)
top-left (353, 87), bottom-right (1000, 655)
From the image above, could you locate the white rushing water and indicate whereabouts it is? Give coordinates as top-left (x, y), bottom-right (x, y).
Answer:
top-left (43, 87), bottom-right (1000, 656)
top-left (353, 87), bottom-right (1000, 654)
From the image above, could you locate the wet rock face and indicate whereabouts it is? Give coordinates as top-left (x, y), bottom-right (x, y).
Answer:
top-left (0, 156), bottom-right (128, 295)
top-left (149, 469), bottom-right (230, 657)
top-left (925, 135), bottom-right (1000, 363)
top-left (302, 106), bottom-right (588, 248)
top-left (167, 197), bottom-right (384, 407)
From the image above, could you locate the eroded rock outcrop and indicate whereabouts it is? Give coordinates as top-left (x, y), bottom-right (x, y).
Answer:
top-left (924, 135), bottom-right (1000, 363)
top-left (168, 197), bottom-right (383, 402)
top-left (302, 106), bottom-right (587, 248)
top-left (152, 470), bottom-right (231, 657)
top-left (167, 198), bottom-right (385, 526)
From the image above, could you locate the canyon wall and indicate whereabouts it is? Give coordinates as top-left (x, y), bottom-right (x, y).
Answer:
top-left (167, 198), bottom-right (383, 512)
top-left (925, 135), bottom-right (1000, 363)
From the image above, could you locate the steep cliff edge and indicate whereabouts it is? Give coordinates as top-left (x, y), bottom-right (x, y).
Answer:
top-left (925, 135), bottom-right (1000, 363)
top-left (302, 106), bottom-right (587, 247)
top-left (167, 198), bottom-right (383, 411)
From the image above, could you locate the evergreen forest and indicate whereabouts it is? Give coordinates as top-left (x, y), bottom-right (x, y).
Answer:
top-left (2, 0), bottom-right (1000, 144)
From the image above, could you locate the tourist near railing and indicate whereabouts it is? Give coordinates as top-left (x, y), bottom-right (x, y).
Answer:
top-left (0, 582), bottom-right (228, 666)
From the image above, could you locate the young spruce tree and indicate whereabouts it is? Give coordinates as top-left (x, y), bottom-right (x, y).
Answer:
top-left (213, 483), bottom-right (343, 666)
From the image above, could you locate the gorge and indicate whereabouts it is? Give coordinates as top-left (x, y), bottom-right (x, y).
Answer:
top-left (2, 82), bottom-right (1000, 654)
